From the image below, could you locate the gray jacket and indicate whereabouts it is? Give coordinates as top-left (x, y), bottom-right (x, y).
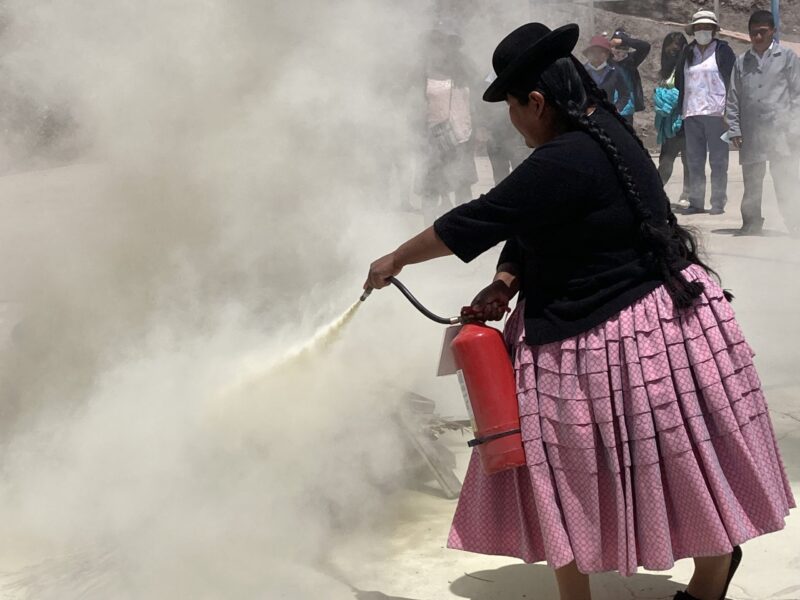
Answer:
top-left (726, 43), bottom-right (800, 164)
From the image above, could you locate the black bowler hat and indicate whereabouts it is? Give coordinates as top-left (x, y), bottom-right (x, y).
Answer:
top-left (483, 23), bottom-right (580, 102)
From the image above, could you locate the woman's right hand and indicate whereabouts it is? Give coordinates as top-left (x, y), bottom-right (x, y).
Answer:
top-left (462, 280), bottom-right (514, 322)
top-left (364, 252), bottom-right (403, 291)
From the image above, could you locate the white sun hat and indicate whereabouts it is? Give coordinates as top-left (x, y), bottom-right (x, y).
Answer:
top-left (686, 10), bottom-right (720, 34)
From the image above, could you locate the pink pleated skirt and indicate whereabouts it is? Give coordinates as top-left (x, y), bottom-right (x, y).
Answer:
top-left (447, 264), bottom-right (795, 576)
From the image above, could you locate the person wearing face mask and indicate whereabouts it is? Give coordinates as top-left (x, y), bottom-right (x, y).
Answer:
top-left (582, 35), bottom-right (632, 116)
top-left (675, 10), bottom-right (736, 215)
top-left (726, 10), bottom-right (800, 237)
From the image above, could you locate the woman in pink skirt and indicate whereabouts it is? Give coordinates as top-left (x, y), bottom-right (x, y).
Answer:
top-left (365, 23), bottom-right (794, 600)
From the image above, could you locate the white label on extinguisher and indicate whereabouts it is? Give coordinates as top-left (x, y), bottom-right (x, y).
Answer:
top-left (456, 369), bottom-right (477, 433)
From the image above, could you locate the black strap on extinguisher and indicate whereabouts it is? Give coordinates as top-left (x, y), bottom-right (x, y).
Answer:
top-left (467, 428), bottom-right (522, 448)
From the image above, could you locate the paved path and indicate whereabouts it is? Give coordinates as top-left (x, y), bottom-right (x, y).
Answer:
top-left (333, 156), bottom-right (800, 600)
top-left (0, 158), bottom-right (797, 599)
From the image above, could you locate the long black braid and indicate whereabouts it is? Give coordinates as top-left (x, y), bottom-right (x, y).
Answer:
top-left (570, 57), bottom-right (732, 302)
top-left (510, 56), bottom-right (728, 309)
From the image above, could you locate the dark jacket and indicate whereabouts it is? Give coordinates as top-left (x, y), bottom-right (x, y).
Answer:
top-left (585, 62), bottom-right (632, 115)
top-left (675, 39), bottom-right (736, 114)
top-left (612, 30), bottom-right (651, 112)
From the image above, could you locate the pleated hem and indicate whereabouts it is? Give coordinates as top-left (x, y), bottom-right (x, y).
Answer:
top-left (448, 513), bottom-right (792, 576)
top-left (447, 265), bottom-right (795, 577)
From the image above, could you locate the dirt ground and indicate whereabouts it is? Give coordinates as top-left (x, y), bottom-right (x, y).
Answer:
top-left (602, 0), bottom-right (800, 38)
top-left (329, 155), bottom-right (800, 600)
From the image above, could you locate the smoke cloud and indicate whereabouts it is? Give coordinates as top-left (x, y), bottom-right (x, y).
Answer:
top-left (0, 0), bottom-right (443, 597)
top-left (0, 1), bottom-right (612, 597)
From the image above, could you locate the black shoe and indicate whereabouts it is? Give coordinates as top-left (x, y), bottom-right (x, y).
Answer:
top-left (680, 206), bottom-right (707, 215)
top-left (734, 227), bottom-right (762, 237)
top-left (674, 546), bottom-right (742, 600)
top-left (709, 207), bottom-right (725, 215)
top-left (721, 545), bottom-right (743, 600)
top-left (734, 220), bottom-right (764, 236)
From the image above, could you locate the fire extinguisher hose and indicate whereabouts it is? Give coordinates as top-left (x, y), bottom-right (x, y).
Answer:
top-left (467, 428), bottom-right (522, 447)
top-left (386, 276), bottom-right (461, 325)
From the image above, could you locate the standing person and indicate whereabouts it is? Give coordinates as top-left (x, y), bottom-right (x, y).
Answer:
top-left (376, 66), bottom-right (419, 213)
top-left (727, 10), bottom-right (800, 236)
top-left (656, 32), bottom-right (691, 206)
top-left (583, 35), bottom-right (632, 116)
top-left (610, 27), bottom-right (651, 126)
top-left (676, 10), bottom-right (736, 215)
top-left (479, 71), bottom-right (531, 185)
top-left (366, 22), bottom-right (793, 600)
top-left (416, 23), bottom-right (479, 225)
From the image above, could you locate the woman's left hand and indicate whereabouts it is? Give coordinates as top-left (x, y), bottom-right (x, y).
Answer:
top-left (364, 252), bottom-right (403, 291)
top-left (462, 280), bottom-right (514, 322)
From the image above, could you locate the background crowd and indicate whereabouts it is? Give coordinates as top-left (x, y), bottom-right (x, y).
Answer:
top-left (414, 8), bottom-right (800, 238)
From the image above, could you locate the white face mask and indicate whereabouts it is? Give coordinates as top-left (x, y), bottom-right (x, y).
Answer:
top-left (588, 61), bottom-right (608, 72)
top-left (694, 30), bottom-right (714, 46)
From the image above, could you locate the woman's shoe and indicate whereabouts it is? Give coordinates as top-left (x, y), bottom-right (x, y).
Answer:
top-left (674, 545), bottom-right (742, 600)
top-left (720, 545), bottom-right (743, 600)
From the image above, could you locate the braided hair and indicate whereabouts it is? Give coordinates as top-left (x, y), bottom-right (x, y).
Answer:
top-left (509, 56), bottom-right (727, 309)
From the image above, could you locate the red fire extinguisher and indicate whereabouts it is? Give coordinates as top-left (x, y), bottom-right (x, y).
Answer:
top-left (361, 278), bottom-right (525, 475)
top-left (451, 323), bottom-right (526, 475)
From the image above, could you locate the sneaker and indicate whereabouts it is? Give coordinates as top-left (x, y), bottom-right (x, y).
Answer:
top-left (680, 206), bottom-right (707, 215)
top-left (734, 220), bottom-right (764, 236)
top-left (677, 198), bottom-right (690, 209)
top-left (709, 207), bottom-right (725, 215)
top-left (734, 228), bottom-right (762, 237)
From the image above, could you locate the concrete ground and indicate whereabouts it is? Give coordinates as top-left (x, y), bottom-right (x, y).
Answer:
top-left (332, 156), bottom-right (800, 600)
top-left (0, 156), bottom-right (797, 599)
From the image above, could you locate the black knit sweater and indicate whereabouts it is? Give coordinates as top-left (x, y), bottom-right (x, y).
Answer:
top-left (434, 107), bottom-right (689, 345)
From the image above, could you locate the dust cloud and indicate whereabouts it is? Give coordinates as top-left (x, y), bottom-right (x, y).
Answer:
top-left (0, 0), bottom-right (590, 597)
top-left (0, 0), bottom-right (433, 597)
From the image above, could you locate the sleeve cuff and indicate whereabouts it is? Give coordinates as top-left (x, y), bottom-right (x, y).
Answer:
top-left (433, 217), bottom-right (482, 263)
